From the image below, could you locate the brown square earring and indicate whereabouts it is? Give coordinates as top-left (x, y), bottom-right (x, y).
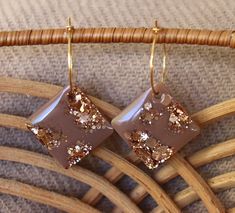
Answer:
top-left (112, 22), bottom-right (200, 169)
top-left (26, 18), bottom-right (113, 168)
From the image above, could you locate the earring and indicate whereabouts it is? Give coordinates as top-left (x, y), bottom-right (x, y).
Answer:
top-left (112, 22), bottom-right (200, 169)
top-left (26, 18), bottom-right (113, 168)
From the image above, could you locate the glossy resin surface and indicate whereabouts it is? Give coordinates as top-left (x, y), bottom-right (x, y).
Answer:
top-left (112, 83), bottom-right (200, 169)
top-left (27, 86), bottom-right (113, 168)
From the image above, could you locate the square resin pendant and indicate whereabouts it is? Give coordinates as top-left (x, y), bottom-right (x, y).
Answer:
top-left (112, 83), bottom-right (200, 169)
top-left (27, 86), bottom-right (113, 168)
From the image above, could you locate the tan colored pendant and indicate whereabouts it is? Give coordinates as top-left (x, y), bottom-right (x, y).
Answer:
top-left (27, 86), bottom-right (113, 168)
top-left (112, 83), bottom-right (200, 169)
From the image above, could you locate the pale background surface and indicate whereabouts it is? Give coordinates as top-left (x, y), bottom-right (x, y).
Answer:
top-left (0, 0), bottom-right (234, 212)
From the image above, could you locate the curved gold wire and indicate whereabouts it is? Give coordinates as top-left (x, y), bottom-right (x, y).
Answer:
top-left (150, 22), bottom-right (167, 95)
top-left (66, 17), bottom-right (74, 90)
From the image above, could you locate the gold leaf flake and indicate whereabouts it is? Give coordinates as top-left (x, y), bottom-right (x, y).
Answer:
top-left (67, 87), bottom-right (106, 131)
top-left (27, 124), bottom-right (67, 150)
top-left (67, 142), bottom-right (92, 167)
top-left (167, 101), bottom-right (192, 133)
top-left (127, 130), bottom-right (174, 169)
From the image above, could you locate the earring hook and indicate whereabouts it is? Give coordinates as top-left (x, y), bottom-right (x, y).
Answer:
top-left (150, 21), bottom-right (167, 95)
top-left (66, 17), bottom-right (74, 90)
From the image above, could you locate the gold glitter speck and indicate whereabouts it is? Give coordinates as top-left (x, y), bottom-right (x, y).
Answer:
top-left (144, 102), bottom-right (152, 110)
top-left (67, 87), bottom-right (106, 131)
top-left (167, 101), bottom-right (192, 133)
top-left (67, 142), bottom-right (92, 167)
top-left (27, 124), bottom-right (67, 150)
top-left (139, 101), bottom-right (162, 125)
top-left (127, 130), bottom-right (174, 169)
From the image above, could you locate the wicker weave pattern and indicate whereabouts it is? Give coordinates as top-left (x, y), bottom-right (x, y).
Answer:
top-left (0, 28), bottom-right (235, 48)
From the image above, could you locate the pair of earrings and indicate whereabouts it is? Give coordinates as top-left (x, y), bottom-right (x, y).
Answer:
top-left (27, 19), bottom-right (200, 169)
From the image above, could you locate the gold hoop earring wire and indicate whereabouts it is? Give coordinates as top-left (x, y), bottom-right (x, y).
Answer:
top-left (150, 22), bottom-right (167, 95)
top-left (66, 17), bottom-right (74, 91)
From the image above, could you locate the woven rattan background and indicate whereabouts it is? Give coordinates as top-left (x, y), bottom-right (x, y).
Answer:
top-left (0, 0), bottom-right (235, 212)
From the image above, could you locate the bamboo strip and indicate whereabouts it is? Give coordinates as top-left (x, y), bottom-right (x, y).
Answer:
top-left (154, 139), bottom-right (235, 184)
top-left (169, 153), bottom-right (225, 213)
top-left (96, 148), bottom-right (225, 213)
top-left (0, 146), bottom-right (142, 213)
top-left (0, 178), bottom-right (100, 213)
top-left (128, 138), bottom-right (235, 204)
top-left (228, 208), bottom-right (235, 213)
top-left (1, 144), bottom-right (235, 213)
top-left (192, 99), bottom-right (235, 126)
top-left (81, 166), bottom-right (124, 205)
top-left (0, 113), bottom-right (27, 130)
top-left (152, 171), bottom-right (235, 213)
top-left (93, 148), bottom-right (181, 213)
top-left (82, 153), bottom-right (139, 205)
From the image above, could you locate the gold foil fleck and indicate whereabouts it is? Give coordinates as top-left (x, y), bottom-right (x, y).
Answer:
top-left (167, 100), bottom-right (192, 133)
top-left (67, 87), bottom-right (106, 131)
top-left (139, 95), bottom-right (192, 133)
top-left (160, 94), bottom-right (172, 106)
top-left (27, 124), bottom-right (67, 150)
top-left (127, 130), bottom-right (174, 169)
top-left (67, 142), bottom-right (92, 167)
top-left (144, 102), bottom-right (152, 110)
top-left (139, 101), bottom-right (162, 125)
